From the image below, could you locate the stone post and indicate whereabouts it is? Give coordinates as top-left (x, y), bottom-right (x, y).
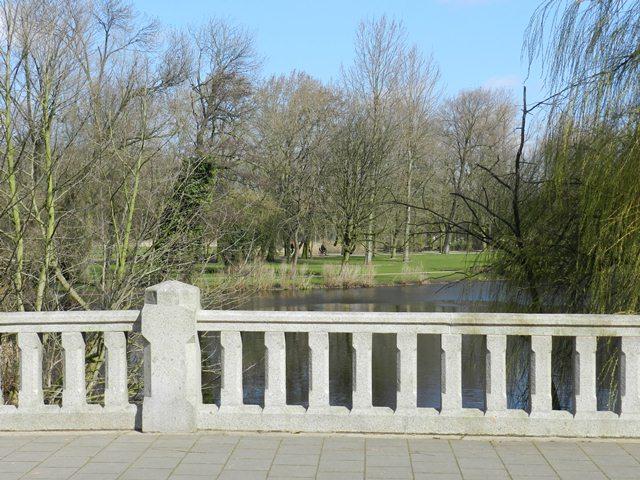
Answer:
top-left (486, 334), bottom-right (507, 413)
top-left (264, 331), bottom-right (286, 412)
top-left (308, 332), bottom-right (330, 412)
top-left (621, 337), bottom-right (640, 416)
top-left (141, 280), bottom-right (201, 432)
top-left (396, 332), bottom-right (417, 412)
top-left (18, 332), bottom-right (44, 411)
top-left (352, 332), bottom-right (373, 411)
top-left (530, 335), bottom-right (553, 415)
top-left (61, 332), bottom-right (89, 411)
top-left (574, 336), bottom-right (598, 416)
top-left (441, 333), bottom-right (462, 412)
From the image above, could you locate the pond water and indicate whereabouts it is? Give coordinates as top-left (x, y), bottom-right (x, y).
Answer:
top-left (200, 281), bottom-right (619, 413)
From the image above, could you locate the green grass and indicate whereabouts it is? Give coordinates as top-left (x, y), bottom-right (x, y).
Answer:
top-left (202, 251), bottom-right (488, 290)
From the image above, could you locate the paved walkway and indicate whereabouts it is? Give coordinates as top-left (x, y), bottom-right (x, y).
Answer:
top-left (0, 432), bottom-right (639, 480)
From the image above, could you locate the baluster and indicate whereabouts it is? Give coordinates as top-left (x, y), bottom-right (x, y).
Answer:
top-left (264, 331), bottom-right (286, 410)
top-left (621, 337), bottom-right (640, 416)
top-left (574, 336), bottom-right (597, 416)
top-left (486, 334), bottom-right (507, 413)
top-left (62, 332), bottom-right (88, 410)
top-left (396, 332), bottom-right (417, 412)
top-left (308, 332), bottom-right (329, 411)
top-left (0, 343), bottom-right (3, 406)
top-left (186, 332), bottom-right (202, 408)
top-left (220, 331), bottom-right (243, 408)
top-left (104, 332), bottom-right (129, 408)
top-left (18, 332), bottom-right (44, 410)
top-left (441, 333), bottom-right (462, 412)
top-left (530, 335), bottom-right (552, 414)
top-left (352, 332), bottom-right (372, 411)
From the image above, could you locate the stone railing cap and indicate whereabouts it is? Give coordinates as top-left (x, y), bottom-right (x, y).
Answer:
top-left (144, 280), bottom-right (201, 308)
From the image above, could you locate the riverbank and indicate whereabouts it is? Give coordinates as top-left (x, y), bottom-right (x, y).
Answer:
top-left (201, 251), bottom-right (488, 292)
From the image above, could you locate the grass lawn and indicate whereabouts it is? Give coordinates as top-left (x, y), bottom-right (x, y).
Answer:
top-left (202, 251), bottom-right (488, 289)
top-left (300, 251), bottom-right (487, 285)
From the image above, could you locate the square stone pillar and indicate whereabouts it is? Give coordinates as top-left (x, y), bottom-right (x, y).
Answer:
top-left (308, 332), bottom-right (330, 412)
top-left (574, 336), bottom-right (598, 416)
top-left (531, 335), bottom-right (553, 415)
top-left (352, 332), bottom-right (373, 411)
top-left (264, 331), bottom-right (286, 412)
top-left (486, 334), bottom-right (507, 413)
top-left (18, 332), bottom-right (45, 411)
top-left (141, 280), bottom-right (201, 432)
top-left (220, 331), bottom-right (243, 408)
top-left (396, 332), bottom-right (417, 412)
top-left (441, 333), bottom-right (462, 412)
top-left (621, 337), bottom-right (640, 417)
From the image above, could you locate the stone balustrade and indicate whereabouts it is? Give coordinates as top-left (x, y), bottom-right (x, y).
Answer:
top-left (2, 280), bottom-right (640, 438)
top-left (0, 310), bottom-right (137, 430)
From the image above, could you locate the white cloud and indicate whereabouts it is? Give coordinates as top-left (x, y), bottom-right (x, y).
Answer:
top-left (483, 74), bottom-right (522, 90)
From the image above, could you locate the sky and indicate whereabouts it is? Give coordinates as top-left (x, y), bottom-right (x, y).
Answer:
top-left (132, 0), bottom-right (548, 103)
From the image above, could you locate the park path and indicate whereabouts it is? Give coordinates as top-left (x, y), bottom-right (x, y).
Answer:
top-left (0, 431), bottom-right (638, 480)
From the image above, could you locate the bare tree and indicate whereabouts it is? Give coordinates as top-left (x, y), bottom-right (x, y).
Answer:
top-left (396, 46), bottom-right (439, 262)
top-left (437, 88), bottom-right (515, 254)
top-left (253, 72), bottom-right (336, 269)
top-left (343, 15), bottom-right (406, 264)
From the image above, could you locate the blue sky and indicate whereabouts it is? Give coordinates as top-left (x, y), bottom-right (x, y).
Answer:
top-left (133, 0), bottom-right (547, 103)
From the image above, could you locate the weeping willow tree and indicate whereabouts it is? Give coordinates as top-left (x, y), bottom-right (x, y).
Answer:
top-left (502, 0), bottom-right (640, 314)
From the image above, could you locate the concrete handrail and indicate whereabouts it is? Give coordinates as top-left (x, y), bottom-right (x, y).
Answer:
top-left (2, 280), bottom-right (640, 438)
top-left (0, 311), bottom-right (137, 431)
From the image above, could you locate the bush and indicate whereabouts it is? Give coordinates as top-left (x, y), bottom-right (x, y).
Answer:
top-left (322, 263), bottom-right (375, 288)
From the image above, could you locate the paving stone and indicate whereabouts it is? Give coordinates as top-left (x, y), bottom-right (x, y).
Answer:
top-left (315, 473), bottom-right (364, 480)
top-left (459, 469), bottom-right (511, 479)
top-left (22, 466), bottom-right (79, 479)
top-left (181, 451), bottom-right (230, 464)
top-left (413, 474), bottom-right (462, 480)
top-left (119, 468), bottom-right (173, 480)
top-left (17, 442), bottom-right (65, 453)
top-left (506, 463), bottom-right (558, 476)
top-left (217, 471), bottom-right (268, 480)
top-left (318, 459), bottom-right (365, 472)
top-left (365, 465), bottom-right (413, 478)
top-left (588, 454), bottom-right (639, 466)
top-left (556, 472), bottom-right (607, 480)
top-left (40, 456), bottom-right (91, 468)
top-left (268, 464), bottom-right (318, 477)
top-left (230, 448), bottom-right (278, 459)
top-left (321, 451), bottom-right (365, 461)
top-left (4, 432), bottom-right (640, 480)
top-left (5, 451), bottom-right (52, 462)
top-left (133, 455), bottom-right (184, 468)
top-left (171, 462), bottom-right (222, 476)
top-left (0, 460), bottom-right (40, 473)
top-left (598, 465), bottom-right (640, 478)
top-left (499, 454), bottom-right (549, 465)
top-left (74, 462), bottom-right (129, 474)
top-left (365, 454), bottom-right (411, 467)
top-left (225, 456), bottom-right (274, 470)
top-left (412, 461), bottom-right (461, 474)
top-left (237, 437), bottom-right (282, 449)
top-left (272, 453), bottom-right (319, 465)
top-left (90, 450), bottom-right (142, 463)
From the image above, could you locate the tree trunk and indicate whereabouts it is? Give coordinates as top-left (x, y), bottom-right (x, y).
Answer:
top-left (365, 212), bottom-right (374, 264)
top-left (443, 228), bottom-right (452, 255)
top-left (290, 229), bottom-right (300, 272)
top-left (403, 156), bottom-right (414, 263)
top-left (266, 239), bottom-right (276, 262)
